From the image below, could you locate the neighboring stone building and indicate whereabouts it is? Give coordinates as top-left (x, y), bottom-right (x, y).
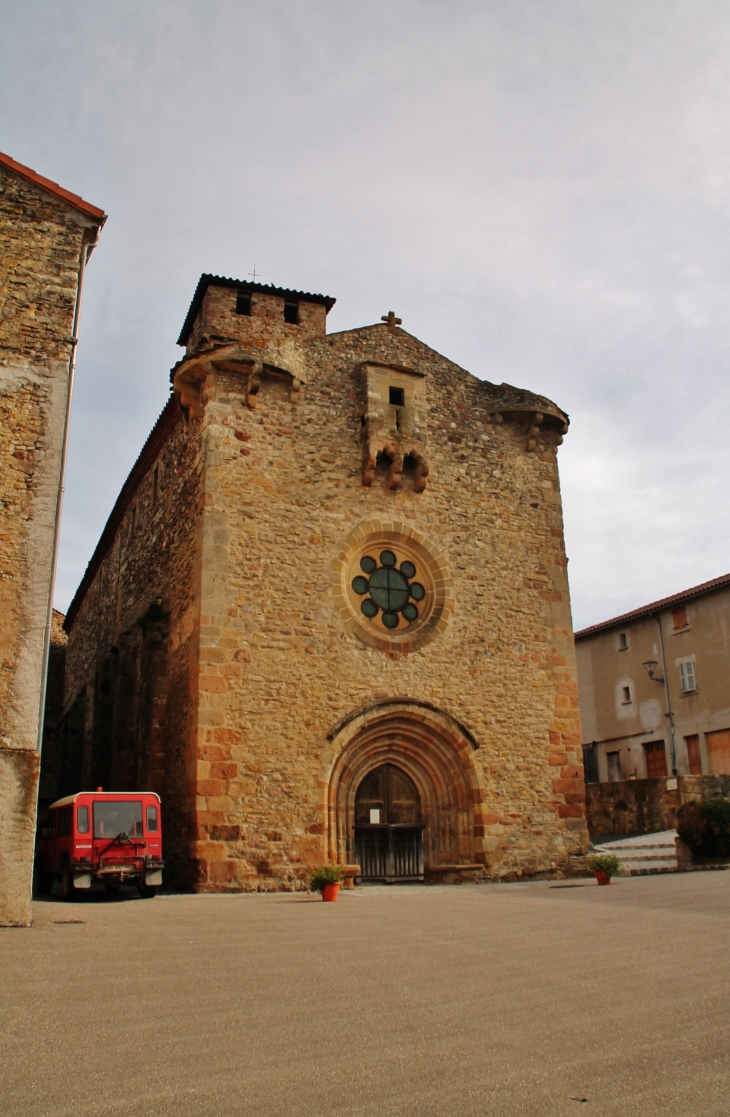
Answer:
top-left (58, 274), bottom-right (587, 890)
top-left (576, 574), bottom-right (730, 837)
top-left (0, 151), bottom-right (105, 924)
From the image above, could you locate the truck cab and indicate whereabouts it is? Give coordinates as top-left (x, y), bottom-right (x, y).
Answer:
top-left (36, 791), bottom-right (164, 900)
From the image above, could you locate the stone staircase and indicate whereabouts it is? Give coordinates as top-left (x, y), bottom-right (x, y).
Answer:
top-left (592, 830), bottom-right (679, 875)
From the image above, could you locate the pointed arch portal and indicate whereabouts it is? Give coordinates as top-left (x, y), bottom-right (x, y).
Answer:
top-left (324, 700), bottom-right (486, 880)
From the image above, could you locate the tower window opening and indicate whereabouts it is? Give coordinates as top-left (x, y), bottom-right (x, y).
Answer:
top-left (236, 290), bottom-right (252, 316)
top-left (389, 386), bottom-right (405, 407)
top-left (284, 300), bottom-right (299, 324)
top-left (152, 464), bottom-right (159, 504)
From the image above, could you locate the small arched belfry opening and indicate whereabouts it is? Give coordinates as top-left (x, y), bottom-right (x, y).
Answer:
top-left (323, 700), bottom-right (487, 880)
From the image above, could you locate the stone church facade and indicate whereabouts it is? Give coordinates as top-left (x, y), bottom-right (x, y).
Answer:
top-left (59, 274), bottom-right (587, 889)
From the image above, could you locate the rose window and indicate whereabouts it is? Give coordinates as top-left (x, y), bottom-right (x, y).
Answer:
top-left (351, 550), bottom-right (425, 630)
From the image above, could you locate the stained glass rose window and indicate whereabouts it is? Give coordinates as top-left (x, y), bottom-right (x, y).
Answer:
top-left (351, 550), bottom-right (425, 629)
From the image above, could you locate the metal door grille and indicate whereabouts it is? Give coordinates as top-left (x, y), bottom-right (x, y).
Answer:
top-left (355, 825), bottom-right (423, 881)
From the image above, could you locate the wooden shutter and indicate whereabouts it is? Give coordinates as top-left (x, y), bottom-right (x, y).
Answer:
top-left (643, 741), bottom-right (668, 779)
top-left (707, 729), bottom-right (730, 776)
top-left (685, 735), bottom-right (702, 775)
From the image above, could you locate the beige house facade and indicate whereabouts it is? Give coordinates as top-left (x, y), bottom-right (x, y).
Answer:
top-left (576, 574), bottom-right (730, 785)
top-left (56, 273), bottom-right (588, 890)
top-left (0, 151), bottom-right (104, 924)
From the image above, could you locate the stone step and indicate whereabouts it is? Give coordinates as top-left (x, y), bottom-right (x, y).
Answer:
top-left (624, 864), bottom-right (677, 875)
top-left (595, 840), bottom-right (676, 850)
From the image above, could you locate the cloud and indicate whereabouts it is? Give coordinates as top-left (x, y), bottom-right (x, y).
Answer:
top-left (2, 0), bottom-right (729, 626)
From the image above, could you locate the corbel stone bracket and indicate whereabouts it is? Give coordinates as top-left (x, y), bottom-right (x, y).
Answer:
top-left (171, 343), bottom-right (265, 416)
top-left (489, 402), bottom-right (569, 450)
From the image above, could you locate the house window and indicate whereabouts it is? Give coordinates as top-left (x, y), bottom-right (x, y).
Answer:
top-left (618, 632), bottom-right (628, 650)
top-left (678, 659), bottom-right (696, 694)
top-left (643, 740), bottom-right (668, 779)
top-left (152, 464), bottom-right (159, 504)
top-left (685, 734), bottom-right (702, 775)
top-left (622, 685), bottom-right (632, 704)
top-left (284, 300), bottom-right (299, 324)
top-left (236, 290), bottom-right (252, 316)
top-left (607, 751), bottom-right (622, 782)
top-left (389, 386), bottom-right (405, 407)
top-left (672, 607), bottom-right (688, 630)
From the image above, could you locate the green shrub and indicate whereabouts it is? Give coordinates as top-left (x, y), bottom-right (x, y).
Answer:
top-left (677, 799), bottom-right (730, 858)
top-left (309, 864), bottom-right (344, 893)
top-left (588, 853), bottom-right (623, 877)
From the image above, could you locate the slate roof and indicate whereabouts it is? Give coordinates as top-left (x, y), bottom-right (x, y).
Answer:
top-left (574, 572), bottom-right (730, 639)
top-left (177, 274), bottom-right (336, 345)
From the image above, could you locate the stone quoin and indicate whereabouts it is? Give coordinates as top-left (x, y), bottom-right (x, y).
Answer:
top-left (55, 273), bottom-right (588, 889)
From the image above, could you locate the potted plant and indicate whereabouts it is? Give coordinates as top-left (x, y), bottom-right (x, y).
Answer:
top-left (309, 864), bottom-right (345, 902)
top-left (587, 853), bottom-right (623, 885)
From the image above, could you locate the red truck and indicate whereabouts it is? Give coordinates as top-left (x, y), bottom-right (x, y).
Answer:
top-left (36, 791), bottom-right (164, 900)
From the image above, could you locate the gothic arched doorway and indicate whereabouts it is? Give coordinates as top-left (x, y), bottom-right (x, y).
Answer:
top-left (323, 699), bottom-right (487, 881)
top-left (354, 763), bottom-right (424, 881)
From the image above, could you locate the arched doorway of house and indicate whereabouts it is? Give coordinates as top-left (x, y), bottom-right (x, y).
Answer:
top-left (354, 763), bottom-right (423, 881)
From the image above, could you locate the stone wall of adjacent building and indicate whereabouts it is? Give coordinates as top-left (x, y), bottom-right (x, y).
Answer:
top-left (0, 163), bottom-right (101, 924)
top-left (586, 775), bottom-right (730, 840)
top-left (62, 283), bottom-right (588, 892)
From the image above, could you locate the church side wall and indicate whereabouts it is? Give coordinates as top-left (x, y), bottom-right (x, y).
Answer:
top-left (193, 326), bottom-right (586, 890)
top-left (0, 166), bottom-right (97, 924)
top-left (62, 403), bottom-right (205, 885)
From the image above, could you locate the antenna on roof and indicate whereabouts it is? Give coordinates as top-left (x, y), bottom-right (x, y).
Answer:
top-left (249, 264), bottom-right (259, 283)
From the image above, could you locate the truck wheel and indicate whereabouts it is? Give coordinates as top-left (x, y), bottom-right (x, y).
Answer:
top-left (60, 863), bottom-right (78, 902)
top-left (138, 883), bottom-right (159, 899)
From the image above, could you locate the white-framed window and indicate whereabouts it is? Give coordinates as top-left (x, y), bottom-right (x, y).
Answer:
top-left (678, 659), bottom-right (696, 694)
top-left (622, 685), bottom-right (632, 704)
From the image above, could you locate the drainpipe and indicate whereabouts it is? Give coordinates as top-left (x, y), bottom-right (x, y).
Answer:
top-left (652, 612), bottom-right (678, 775)
top-left (35, 225), bottom-right (100, 754)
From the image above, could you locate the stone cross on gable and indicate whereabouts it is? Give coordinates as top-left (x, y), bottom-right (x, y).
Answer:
top-left (381, 310), bottom-right (402, 332)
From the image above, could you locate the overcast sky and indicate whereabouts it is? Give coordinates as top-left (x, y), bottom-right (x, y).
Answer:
top-left (2, 1), bottom-right (729, 630)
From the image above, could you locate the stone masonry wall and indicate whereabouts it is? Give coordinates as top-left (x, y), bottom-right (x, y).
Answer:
top-left (193, 320), bottom-right (587, 888)
top-left (61, 287), bottom-right (587, 892)
top-left (62, 398), bottom-right (205, 884)
top-left (0, 164), bottom-right (99, 924)
top-left (587, 774), bottom-right (730, 840)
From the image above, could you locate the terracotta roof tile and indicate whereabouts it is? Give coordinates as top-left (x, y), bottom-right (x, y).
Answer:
top-left (0, 150), bottom-right (106, 221)
top-left (574, 572), bottom-right (730, 639)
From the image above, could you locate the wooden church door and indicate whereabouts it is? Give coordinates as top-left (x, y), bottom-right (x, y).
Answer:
top-left (354, 763), bottom-right (424, 881)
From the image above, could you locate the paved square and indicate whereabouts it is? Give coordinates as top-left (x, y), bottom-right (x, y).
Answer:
top-left (1, 873), bottom-right (728, 1116)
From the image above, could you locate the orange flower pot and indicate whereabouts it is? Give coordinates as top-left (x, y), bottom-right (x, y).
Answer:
top-left (321, 883), bottom-right (340, 902)
top-left (594, 870), bottom-right (611, 886)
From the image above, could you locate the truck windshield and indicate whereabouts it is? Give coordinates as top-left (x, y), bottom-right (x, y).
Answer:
top-left (93, 801), bottom-right (143, 839)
